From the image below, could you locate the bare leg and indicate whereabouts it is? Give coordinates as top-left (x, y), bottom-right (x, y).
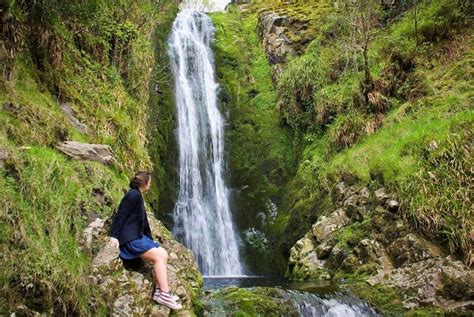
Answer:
top-left (140, 246), bottom-right (170, 292)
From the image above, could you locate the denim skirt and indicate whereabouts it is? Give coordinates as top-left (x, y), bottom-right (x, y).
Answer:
top-left (119, 235), bottom-right (161, 260)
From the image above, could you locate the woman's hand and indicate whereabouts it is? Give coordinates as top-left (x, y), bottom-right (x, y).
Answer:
top-left (109, 237), bottom-right (119, 249)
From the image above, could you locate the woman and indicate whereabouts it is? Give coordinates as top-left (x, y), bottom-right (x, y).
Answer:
top-left (109, 171), bottom-right (182, 310)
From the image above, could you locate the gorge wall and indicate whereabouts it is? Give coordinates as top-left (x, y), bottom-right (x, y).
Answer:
top-left (212, 0), bottom-right (473, 314)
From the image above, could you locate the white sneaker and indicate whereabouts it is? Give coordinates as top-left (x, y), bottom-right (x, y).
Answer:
top-left (153, 292), bottom-right (182, 310)
top-left (154, 289), bottom-right (179, 301)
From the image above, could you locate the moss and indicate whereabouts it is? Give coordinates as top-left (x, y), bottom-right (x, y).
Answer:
top-left (348, 283), bottom-right (444, 316)
top-left (210, 6), bottom-right (296, 273)
top-left (203, 287), bottom-right (299, 316)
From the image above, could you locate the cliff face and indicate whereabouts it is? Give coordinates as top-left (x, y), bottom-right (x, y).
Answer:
top-left (213, 0), bottom-right (473, 314)
top-left (0, 1), bottom-right (201, 315)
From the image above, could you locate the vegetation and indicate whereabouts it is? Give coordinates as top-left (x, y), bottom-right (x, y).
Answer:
top-left (210, 8), bottom-right (296, 272)
top-left (211, 0), bottom-right (472, 275)
top-left (256, 0), bottom-right (473, 266)
top-left (0, 0), bottom-right (178, 314)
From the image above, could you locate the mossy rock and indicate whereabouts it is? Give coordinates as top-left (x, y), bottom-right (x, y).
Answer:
top-left (202, 287), bottom-right (299, 316)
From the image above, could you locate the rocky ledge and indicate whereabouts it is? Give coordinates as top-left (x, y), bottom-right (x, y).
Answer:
top-left (256, 10), bottom-right (313, 81)
top-left (287, 182), bottom-right (473, 313)
top-left (83, 210), bottom-right (202, 316)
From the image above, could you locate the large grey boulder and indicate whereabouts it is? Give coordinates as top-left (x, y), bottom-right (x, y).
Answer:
top-left (56, 141), bottom-right (117, 165)
top-left (367, 258), bottom-right (474, 309)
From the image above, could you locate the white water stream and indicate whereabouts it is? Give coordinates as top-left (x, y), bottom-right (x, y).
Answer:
top-left (168, 6), bottom-right (242, 276)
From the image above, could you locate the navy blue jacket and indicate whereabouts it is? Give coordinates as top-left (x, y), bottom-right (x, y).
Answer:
top-left (109, 188), bottom-right (152, 246)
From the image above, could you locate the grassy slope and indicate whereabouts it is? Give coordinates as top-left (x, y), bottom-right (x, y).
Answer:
top-left (268, 0), bottom-right (473, 263)
top-left (0, 0), bottom-right (178, 314)
top-left (212, 0), bottom-right (472, 269)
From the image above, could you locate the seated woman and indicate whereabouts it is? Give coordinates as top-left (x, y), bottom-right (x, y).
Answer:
top-left (109, 171), bottom-right (181, 310)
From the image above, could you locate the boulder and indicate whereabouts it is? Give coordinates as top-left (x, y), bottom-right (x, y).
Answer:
top-left (89, 211), bottom-right (202, 316)
top-left (367, 258), bottom-right (474, 309)
top-left (311, 208), bottom-right (350, 242)
top-left (387, 233), bottom-right (445, 267)
top-left (56, 141), bottom-right (117, 165)
top-left (288, 233), bottom-right (330, 280)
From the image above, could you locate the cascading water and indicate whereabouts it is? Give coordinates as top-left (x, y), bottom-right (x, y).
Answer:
top-left (168, 7), bottom-right (242, 276)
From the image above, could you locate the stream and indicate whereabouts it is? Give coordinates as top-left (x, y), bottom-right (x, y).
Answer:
top-left (167, 1), bottom-right (378, 316)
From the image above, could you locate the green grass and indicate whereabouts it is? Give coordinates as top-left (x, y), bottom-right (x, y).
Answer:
top-left (0, 0), bottom-right (179, 313)
top-left (257, 0), bottom-right (474, 263)
top-left (0, 143), bottom-right (128, 313)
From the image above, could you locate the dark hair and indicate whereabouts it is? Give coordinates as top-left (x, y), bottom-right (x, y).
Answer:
top-left (129, 171), bottom-right (151, 190)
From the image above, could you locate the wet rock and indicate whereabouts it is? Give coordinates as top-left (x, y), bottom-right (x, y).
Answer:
top-left (56, 141), bottom-right (117, 166)
top-left (387, 233), bottom-right (444, 267)
top-left (91, 211), bottom-right (202, 316)
top-left (311, 208), bottom-right (350, 242)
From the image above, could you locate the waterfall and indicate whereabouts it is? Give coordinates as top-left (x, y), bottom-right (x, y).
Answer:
top-left (168, 8), bottom-right (243, 276)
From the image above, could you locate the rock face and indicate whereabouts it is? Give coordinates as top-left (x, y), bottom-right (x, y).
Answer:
top-left (85, 211), bottom-right (202, 316)
top-left (287, 182), bottom-right (474, 312)
top-left (56, 141), bottom-right (117, 166)
top-left (257, 11), bottom-right (312, 81)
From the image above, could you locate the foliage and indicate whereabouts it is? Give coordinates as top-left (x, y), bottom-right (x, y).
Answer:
top-left (210, 7), bottom-right (296, 273)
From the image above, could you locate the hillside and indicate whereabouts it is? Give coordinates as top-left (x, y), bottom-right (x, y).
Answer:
top-left (0, 0), bottom-right (191, 314)
top-left (211, 0), bottom-right (473, 314)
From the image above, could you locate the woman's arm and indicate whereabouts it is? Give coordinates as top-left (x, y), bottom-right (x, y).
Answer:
top-left (110, 190), bottom-right (140, 239)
